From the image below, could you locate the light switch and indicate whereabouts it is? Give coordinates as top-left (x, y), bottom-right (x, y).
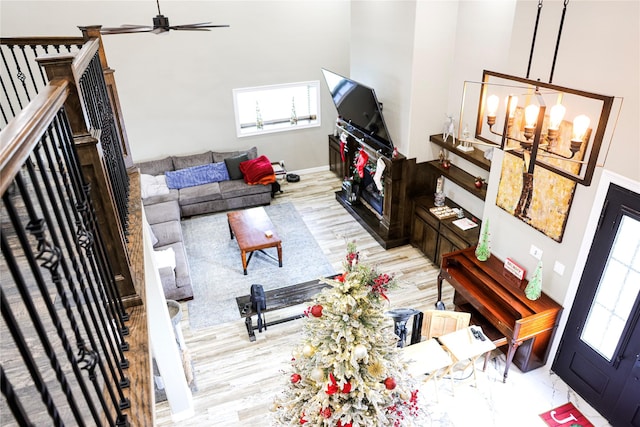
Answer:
top-left (554, 261), bottom-right (565, 276)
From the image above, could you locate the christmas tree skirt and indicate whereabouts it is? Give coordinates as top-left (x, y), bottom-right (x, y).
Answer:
top-left (183, 202), bottom-right (336, 329)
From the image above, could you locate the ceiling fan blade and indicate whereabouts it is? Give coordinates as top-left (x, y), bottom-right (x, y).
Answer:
top-left (171, 23), bottom-right (230, 30)
top-left (101, 26), bottom-right (154, 35)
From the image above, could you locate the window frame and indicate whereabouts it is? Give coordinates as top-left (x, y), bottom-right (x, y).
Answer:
top-left (232, 80), bottom-right (321, 138)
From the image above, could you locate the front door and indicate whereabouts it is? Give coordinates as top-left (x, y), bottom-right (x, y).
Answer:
top-left (552, 183), bottom-right (640, 427)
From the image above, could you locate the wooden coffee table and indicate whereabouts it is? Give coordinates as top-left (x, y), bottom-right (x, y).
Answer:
top-left (227, 207), bottom-right (282, 275)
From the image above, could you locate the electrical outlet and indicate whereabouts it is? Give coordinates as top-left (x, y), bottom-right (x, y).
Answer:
top-left (530, 244), bottom-right (543, 260)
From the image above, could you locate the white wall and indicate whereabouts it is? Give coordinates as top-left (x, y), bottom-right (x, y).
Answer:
top-left (350, 1), bottom-right (417, 156)
top-left (0, 1), bottom-right (351, 169)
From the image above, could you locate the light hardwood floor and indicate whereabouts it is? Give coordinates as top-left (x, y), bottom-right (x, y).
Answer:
top-left (154, 170), bottom-right (451, 426)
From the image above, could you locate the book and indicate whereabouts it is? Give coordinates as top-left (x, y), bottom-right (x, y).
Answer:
top-left (452, 217), bottom-right (478, 231)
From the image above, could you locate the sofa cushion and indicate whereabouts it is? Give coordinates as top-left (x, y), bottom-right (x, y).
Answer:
top-left (140, 174), bottom-right (170, 199)
top-left (154, 247), bottom-right (176, 270)
top-left (145, 200), bottom-right (181, 225)
top-left (224, 153), bottom-right (248, 180)
top-left (143, 189), bottom-right (179, 206)
top-left (178, 182), bottom-right (223, 206)
top-left (213, 146), bottom-right (258, 163)
top-left (147, 222), bottom-right (159, 247)
top-left (218, 179), bottom-right (271, 199)
top-left (239, 155), bottom-right (275, 184)
top-left (155, 241), bottom-right (190, 289)
top-left (151, 220), bottom-right (183, 246)
top-left (172, 151), bottom-right (213, 170)
top-left (166, 163), bottom-right (225, 189)
top-left (137, 157), bottom-right (175, 176)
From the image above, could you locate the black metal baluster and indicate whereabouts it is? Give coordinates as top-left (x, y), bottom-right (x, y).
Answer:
top-left (8, 44), bottom-right (32, 102)
top-left (1, 219), bottom-right (87, 427)
top-left (0, 286), bottom-right (62, 427)
top-left (0, 365), bottom-right (36, 427)
top-left (26, 148), bottom-right (110, 426)
top-left (55, 113), bottom-right (133, 398)
top-left (0, 45), bottom-right (24, 111)
top-left (58, 110), bottom-right (130, 327)
top-left (17, 43), bottom-right (38, 97)
top-left (31, 44), bottom-right (49, 87)
top-left (45, 118), bottom-right (131, 425)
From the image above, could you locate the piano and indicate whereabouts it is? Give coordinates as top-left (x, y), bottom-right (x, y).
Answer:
top-left (437, 247), bottom-right (563, 382)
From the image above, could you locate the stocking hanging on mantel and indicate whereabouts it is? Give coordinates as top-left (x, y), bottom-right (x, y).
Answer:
top-left (339, 131), bottom-right (348, 163)
top-left (355, 148), bottom-right (369, 179)
top-left (374, 157), bottom-right (386, 191)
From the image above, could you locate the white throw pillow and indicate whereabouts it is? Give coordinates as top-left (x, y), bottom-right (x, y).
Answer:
top-left (140, 174), bottom-right (170, 199)
top-left (154, 247), bottom-right (176, 270)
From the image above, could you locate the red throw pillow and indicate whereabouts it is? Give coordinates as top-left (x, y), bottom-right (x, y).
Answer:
top-left (239, 155), bottom-right (275, 185)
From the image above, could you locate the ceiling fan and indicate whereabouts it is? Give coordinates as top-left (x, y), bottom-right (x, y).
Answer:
top-left (100, 0), bottom-right (229, 35)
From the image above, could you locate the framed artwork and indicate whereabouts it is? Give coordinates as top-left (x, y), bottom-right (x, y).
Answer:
top-left (496, 151), bottom-right (576, 242)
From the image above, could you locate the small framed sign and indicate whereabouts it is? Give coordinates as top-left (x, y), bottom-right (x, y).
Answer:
top-left (504, 258), bottom-right (526, 281)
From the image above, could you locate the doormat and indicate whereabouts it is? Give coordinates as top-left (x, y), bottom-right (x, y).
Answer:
top-left (539, 402), bottom-right (593, 427)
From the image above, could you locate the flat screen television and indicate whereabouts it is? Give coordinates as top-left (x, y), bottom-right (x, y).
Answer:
top-left (321, 68), bottom-right (394, 157)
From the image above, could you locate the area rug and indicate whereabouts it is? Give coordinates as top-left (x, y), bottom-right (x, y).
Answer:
top-left (183, 202), bottom-right (336, 329)
top-left (539, 402), bottom-right (593, 427)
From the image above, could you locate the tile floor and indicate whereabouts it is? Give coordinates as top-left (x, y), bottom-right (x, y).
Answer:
top-left (412, 349), bottom-right (611, 427)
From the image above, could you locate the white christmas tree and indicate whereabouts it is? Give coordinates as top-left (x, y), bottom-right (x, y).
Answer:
top-left (272, 242), bottom-right (421, 426)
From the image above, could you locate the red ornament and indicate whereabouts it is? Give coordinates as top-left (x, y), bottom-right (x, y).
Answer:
top-left (342, 381), bottom-right (352, 393)
top-left (475, 177), bottom-right (484, 188)
top-left (320, 407), bottom-right (332, 418)
top-left (384, 377), bottom-right (396, 390)
top-left (310, 304), bottom-right (323, 317)
top-left (291, 373), bottom-right (301, 383)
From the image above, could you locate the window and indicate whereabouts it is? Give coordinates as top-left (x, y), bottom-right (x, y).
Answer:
top-left (233, 81), bottom-right (320, 137)
top-left (580, 214), bottom-right (640, 360)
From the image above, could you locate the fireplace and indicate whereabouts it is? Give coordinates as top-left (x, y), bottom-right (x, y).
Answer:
top-left (360, 164), bottom-right (384, 215)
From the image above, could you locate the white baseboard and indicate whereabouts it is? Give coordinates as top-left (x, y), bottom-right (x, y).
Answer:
top-left (288, 165), bottom-right (330, 176)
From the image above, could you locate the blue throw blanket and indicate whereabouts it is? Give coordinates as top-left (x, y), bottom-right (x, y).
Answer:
top-left (165, 162), bottom-right (230, 189)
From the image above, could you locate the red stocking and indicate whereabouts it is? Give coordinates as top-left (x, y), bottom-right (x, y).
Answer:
top-left (355, 149), bottom-right (369, 178)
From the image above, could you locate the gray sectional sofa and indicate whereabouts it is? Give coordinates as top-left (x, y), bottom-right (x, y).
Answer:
top-left (138, 147), bottom-right (275, 301)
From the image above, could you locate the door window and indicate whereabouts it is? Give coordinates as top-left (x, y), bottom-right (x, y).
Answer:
top-left (581, 215), bottom-right (640, 360)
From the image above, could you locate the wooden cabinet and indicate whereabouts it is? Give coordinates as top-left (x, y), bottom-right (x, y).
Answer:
top-left (411, 195), bottom-right (481, 266)
top-left (412, 199), bottom-right (439, 261)
top-left (328, 134), bottom-right (347, 180)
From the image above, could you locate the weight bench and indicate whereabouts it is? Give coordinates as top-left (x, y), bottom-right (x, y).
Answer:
top-left (236, 276), bottom-right (336, 341)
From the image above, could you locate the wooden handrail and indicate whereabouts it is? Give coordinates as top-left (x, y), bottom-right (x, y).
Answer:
top-left (72, 38), bottom-right (100, 78)
top-left (0, 36), bottom-right (84, 46)
top-left (0, 79), bottom-right (69, 194)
